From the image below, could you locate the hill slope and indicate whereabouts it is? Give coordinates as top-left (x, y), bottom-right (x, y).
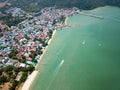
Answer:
top-left (1, 0), bottom-right (120, 12)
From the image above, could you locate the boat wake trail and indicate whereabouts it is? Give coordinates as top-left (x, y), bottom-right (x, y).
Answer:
top-left (46, 60), bottom-right (64, 90)
top-left (82, 40), bottom-right (86, 45)
top-left (54, 60), bottom-right (64, 76)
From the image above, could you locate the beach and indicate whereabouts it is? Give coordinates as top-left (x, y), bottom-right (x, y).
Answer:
top-left (21, 71), bottom-right (38, 90)
top-left (36, 29), bottom-right (56, 65)
top-left (30, 6), bottom-right (120, 90)
top-left (65, 17), bottom-right (68, 26)
top-left (21, 29), bottom-right (56, 90)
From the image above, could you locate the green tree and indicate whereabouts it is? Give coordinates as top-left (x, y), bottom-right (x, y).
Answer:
top-left (8, 49), bottom-right (18, 59)
top-left (7, 71), bottom-right (13, 77)
top-left (60, 15), bottom-right (66, 23)
top-left (0, 75), bottom-right (8, 84)
top-left (20, 67), bottom-right (27, 72)
top-left (19, 72), bottom-right (28, 83)
top-left (9, 80), bottom-right (19, 90)
top-left (27, 65), bottom-right (35, 72)
top-left (52, 19), bottom-right (57, 25)
top-left (4, 65), bottom-right (14, 72)
top-left (0, 69), bottom-right (3, 76)
top-left (13, 67), bottom-right (19, 73)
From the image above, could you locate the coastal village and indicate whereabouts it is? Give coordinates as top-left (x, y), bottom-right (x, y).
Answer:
top-left (0, 7), bottom-right (79, 90)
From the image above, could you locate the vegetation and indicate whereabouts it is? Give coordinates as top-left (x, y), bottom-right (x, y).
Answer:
top-left (0, 13), bottom-right (25, 27)
top-left (19, 72), bottom-right (28, 83)
top-left (48, 30), bottom-right (53, 38)
top-left (0, 69), bottom-right (3, 76)
top-left (0, 75), bottom-right (8, 84)
top-left (60, 15), bottom-right (66, 23)
top-left (8, 49), bottom-right (18, 59)
top-left (4, 65), bottom-right (14, 72)
top-left (0, 64), bottom-right (35, 89)
top-left (0, 0), bottom-right (119, 89)
top-left (20, 65), bottom-right (35, 72)
top-left (4, 0), bottom-right (119, 12)
top-left (27, 65), bottom-right (35, 72)
top-left (9, 80), bottom-right (19, 90)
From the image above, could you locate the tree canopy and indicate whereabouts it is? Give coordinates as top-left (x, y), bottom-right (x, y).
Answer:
top-left (1, 0), bottom-right (120, 12)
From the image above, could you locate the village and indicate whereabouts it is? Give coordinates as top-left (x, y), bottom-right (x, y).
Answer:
top-left (0, 6), bottom-right (80, 89)
top-left (0, 7), bottom-right (79, 69)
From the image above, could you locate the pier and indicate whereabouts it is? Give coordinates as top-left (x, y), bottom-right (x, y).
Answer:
top-left (79, 12), bottom-right (104, 19)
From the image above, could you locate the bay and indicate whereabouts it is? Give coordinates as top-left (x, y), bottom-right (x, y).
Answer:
top-left (31, 6), bottom-right (120, 90)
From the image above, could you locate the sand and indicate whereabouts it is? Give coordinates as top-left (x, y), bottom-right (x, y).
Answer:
top-left (65, 17), bottom-right (68, 25)
top-left (21, 71), bottom-right (38, 90)
top-left (36, 29), bottom-right (56, 65)
top-left (21, 30), bottom-right (56, 90)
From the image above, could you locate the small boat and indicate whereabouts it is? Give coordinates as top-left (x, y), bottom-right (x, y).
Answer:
top-left (82, 40), bottom-right (85, 45)
top-left (60, 60), bottom-right (64, 65)
top-left (98, 43), bottom-right (101, 46)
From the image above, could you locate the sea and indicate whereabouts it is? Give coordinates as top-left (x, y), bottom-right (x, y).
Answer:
top-left (31, 6), bottom-right (120, 90)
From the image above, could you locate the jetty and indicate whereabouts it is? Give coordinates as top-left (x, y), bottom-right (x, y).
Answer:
top-left (79, 12), bottom-right (104, 19)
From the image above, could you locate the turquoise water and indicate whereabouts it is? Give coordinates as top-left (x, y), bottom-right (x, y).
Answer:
top-left (31, 6), bottom-right (120, 90)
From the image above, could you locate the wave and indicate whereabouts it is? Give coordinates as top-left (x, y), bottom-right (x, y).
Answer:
top-left (54, 60), bottom-right (64, 76)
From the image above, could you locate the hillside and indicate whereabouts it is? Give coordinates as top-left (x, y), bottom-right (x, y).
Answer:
top-left (1, 0), bottom-right (120, 12)
top-left (0, 0), bottom-right (8, 8)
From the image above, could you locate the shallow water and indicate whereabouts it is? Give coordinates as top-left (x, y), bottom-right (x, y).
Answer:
top-left (31, 6), bottom-right (120, 90)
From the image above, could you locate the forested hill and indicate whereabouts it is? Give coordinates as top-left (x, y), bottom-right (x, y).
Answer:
top-left (1, 0), bottom-right (120, 12)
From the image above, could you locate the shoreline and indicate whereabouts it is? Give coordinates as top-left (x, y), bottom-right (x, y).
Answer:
top-left (36, 29), bottom-right (56, 67)
top-left (21, 71), bottom-right (38, 90)
top-left (65, 17), bottom-right (68, 26)
top-left (21, 29), bottom-right (57, 90)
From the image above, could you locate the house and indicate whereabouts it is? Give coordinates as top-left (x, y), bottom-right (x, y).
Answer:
top-left (19, 63), bottom-right (26, 68)
top-left (2, 57), bottom-right (9, 64)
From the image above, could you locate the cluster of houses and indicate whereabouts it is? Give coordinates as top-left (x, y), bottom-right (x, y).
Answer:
top-left (5, 7), bottom-right (29, 18)
top-left (0, 11), bottom-right (7, 18)
top-left (0, 7), bottom-right (79, 69)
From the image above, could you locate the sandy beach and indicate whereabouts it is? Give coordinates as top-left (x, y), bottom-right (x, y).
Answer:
top-left (65, 17), bottom-right (68, 25)
top-left (36, 29), bottom-right (56, 66)
top-left (21, 30), bottom-right (56, 90)
top-left (21, 71), bottom-right (38, 90)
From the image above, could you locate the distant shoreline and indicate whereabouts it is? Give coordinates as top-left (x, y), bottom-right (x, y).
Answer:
top-left (0, 0), bottom-right (8, 8)
top-left (65, 17), bottom-right (68, 26)
top-left (35, 29), bottom-right (57, 68)
top-left (21, 16), bottom-right (68, 90)
top-left (16, 6), bottom-right (119, 90)
top-left (21, 29), bottom-right (57, 90)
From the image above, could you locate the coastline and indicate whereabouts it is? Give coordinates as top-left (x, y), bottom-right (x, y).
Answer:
top-left (21, 29), bottom-right (57, 90)
top-left (65, 17), bottom-right (68, 26)
top-left (0, 7), bottom-right (79, 90)
top-left (36, 29), bottom-right (56, 66)
top-left (21, 14), bottom-right (68, 90)
top-left (21, 71), bottom-right (38, 90)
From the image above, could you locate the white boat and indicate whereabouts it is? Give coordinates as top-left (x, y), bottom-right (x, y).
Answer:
top-left (82, 40), bottom-right (86, 45)
top-left (60, 60), bottom-right (64, 66)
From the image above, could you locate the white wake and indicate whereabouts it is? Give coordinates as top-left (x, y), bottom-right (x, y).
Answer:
top-left (54, 60), bottom-right (64, 76)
